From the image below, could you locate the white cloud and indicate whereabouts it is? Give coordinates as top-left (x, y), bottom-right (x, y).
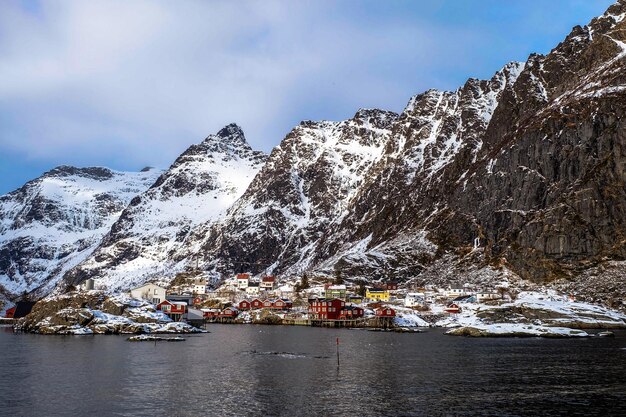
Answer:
top-left (0, 0), bottom-right (613, 175)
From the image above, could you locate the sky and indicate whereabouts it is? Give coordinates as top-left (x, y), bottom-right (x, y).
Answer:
top-left (0, 0), bottom-right (616, 194)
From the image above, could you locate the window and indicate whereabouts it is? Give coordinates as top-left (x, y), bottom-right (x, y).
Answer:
top-left (154, 289), bottom-right (158, 294)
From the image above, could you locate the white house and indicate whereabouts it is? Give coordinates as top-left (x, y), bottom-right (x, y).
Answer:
top-left (236, 273), bottom-right (250, 289)
top-left (260, 276), bottom-right (276, 290)
top-left (245, 282), bottom-right (260, 296)
top-left (477, 291), bottom-right (501, 302)
top-left (193, 279), bottom-right (207, 295)
top-left (278, 284), bottom-right (294, 298)
top-left (446, 287), bottom-right (466, 298)
top-left (424, 291), bottom-right (437, 303)
top-left (405, 292), bottom-right (426, 308)
top-left (130, 283), bottom-right (167, 305)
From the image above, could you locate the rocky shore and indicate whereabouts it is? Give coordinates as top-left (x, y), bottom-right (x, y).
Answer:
top-left (17, 291), bottom-right (201, 335)
top-left (439, 291), bottom-right (626, 338)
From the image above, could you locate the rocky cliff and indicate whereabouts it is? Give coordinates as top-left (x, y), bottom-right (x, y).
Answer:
top-left (184, 1), bottom-right (626, 296)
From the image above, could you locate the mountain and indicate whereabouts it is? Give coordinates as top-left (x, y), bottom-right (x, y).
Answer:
top-left (177, 1), bottom-right (626, 306)
top-left (188, 62), bottom-right (523, 277)
top-left (4, 2), bottom-right (626, 307)
top-left (0, 166), bottom-right (161, 298)
top-left (64, 124), bottom-right (267, 291)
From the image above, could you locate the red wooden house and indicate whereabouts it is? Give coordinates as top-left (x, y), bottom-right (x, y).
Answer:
top-left (445, 303), bottom-right (461, 314)
top-left (308, 298), bottom-right (345, 320)
top-left (260, 275), bottom-right (276, 290)
top-left (239, 300), bottom-right (251, 310)
top-left (375, 307), bottom-right (396, 318)
top-left (4, 307), bottom-right (15, 319)
top-left (157, 300), bottom-right (187, 321)
top-left (250, 298), bottom-right (263, 309)
top-left (262, 299), bottom-right (274, 309)
top-left (201, 308), bottom-right (221, 319)
top-left (338, 305), bottom-right (365, 320)
top-left (220, 307), bottom-right (239, 318)
top-left (271, 299), bottom-right (292, 310)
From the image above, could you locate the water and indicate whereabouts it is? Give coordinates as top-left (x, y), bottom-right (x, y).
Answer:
top-left (1, 325), bottom-right (626, 416)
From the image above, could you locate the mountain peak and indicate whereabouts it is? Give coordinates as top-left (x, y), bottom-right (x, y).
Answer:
top-left (352, 108), bottom-right (399, 129)
top-left (43, 165), bottom-right (114, 181)
top-left (215, 123), bottom-right (246, 143)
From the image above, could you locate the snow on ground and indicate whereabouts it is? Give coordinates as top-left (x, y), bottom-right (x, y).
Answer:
top-left (393, 306), bottom-right (430, 327)
top-left (436, 290), bottom-right (626, 337)
top-left (446, 323), bottom-right (589, 338)
top-left (24, 292), bottom-right (201, 335)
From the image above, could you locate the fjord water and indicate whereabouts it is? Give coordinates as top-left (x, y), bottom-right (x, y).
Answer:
top-left (1, 326), bottom-right (625, 417)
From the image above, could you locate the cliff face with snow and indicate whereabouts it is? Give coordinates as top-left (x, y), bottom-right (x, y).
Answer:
top-left (0, 166), bottom-right (160, 298)
top-left (3, 2), bottom-right (626, 303)
top-left (64, 125), bottom-right (266, 291)
top-left (187, 1), bottom-right (626, 293)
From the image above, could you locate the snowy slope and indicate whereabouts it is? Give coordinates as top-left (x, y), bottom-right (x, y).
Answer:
top-left (0, 166), bottom-right (161, 297)
top-left (190, 109), bottom-right (398, 276)
top-left (188, 62), bottom-right (524, 279)
top-left (65, 124), bottom-right (266, 291)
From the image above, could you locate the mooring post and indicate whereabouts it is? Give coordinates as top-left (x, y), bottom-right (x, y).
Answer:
top-left (336, 337), bottom-right (340, 368)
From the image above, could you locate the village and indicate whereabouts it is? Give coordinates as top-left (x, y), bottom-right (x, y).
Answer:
top-left (91, 272), bottom-right (509, 330)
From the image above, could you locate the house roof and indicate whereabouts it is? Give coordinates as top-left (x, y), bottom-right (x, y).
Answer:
top-left (262, 276), bottom-right (275, 282)
top-left (327, 285), bottom-right (346, 290)
top-left (309, 298), bottom-right (343, 303)
top-left (131, 283), bottom-right (166, 291)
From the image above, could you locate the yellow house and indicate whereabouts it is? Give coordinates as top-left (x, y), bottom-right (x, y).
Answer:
top-left (366, 288), bottom-right (390, 302)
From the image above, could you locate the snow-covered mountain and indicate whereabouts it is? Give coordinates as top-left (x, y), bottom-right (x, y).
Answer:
top-left (3, 1), bottom-right (626, 307)
top-left (0, 166), bottom-right (161, 298)
top-left (180, 1), bottom-right (626, 304)
top-left (64, 124), bottom-right (266, 291)
top-left (185, 62), bottom-right (523, 279)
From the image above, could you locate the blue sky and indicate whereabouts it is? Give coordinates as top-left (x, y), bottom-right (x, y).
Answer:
top-left (0, 0), bottom-right (616, 194)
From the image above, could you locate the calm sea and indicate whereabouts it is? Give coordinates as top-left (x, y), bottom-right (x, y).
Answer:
top-left (1, 325), bottom-right (625, 416)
